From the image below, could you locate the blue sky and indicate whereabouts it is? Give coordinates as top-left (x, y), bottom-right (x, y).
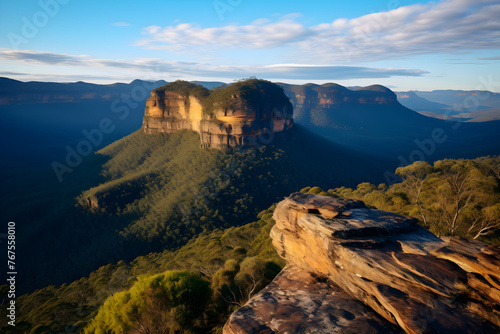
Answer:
top-left (0, 0), bottom-right (499, 90)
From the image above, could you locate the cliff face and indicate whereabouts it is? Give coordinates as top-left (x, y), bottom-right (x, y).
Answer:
top-left (143, 80), bottom-right (294, 148)
top-left (280, 83), bottom-right (398, 125)
top-left (224, 193), bottom-right (500, 334)
top-left (143, 90), bottom-right (205, 133)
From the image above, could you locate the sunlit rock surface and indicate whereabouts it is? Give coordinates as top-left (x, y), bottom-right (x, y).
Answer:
top-left (224, 193), bottom-right (500, 334)
top-left (143, 80), bottom-right (293, 148)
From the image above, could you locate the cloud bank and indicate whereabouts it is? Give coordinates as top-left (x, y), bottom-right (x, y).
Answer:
top-left (137, 0), bottom-right (500, 61)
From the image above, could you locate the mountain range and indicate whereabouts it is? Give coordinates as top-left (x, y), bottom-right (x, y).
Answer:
top-left (1, 77), bottom-right (499, 333)
top-left (0, 78), bottom-right (386, 294)
top-left (396, 89), bottom-right (500, 122)
top-left (1, 77), bottom-right (499, 293)
top-left (281, 83), bottom-right (500, 164)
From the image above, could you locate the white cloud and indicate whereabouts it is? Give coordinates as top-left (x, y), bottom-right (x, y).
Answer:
top-left (137, 0), bottom-right (500, 62)
top-left (137, 17), bottom-right (311, 50)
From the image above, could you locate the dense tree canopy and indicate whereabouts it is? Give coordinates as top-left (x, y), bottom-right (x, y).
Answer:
top-left (1, 206), bottom-right (282, 333)
top-left (84, 271), bottom-right (211, 334)
top-left (309, 156), bottom-right (500, 241)
top-left (3, 156), bottom-right (498, 333)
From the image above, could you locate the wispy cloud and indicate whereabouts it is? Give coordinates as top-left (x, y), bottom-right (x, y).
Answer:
top-left (446, 62), bottom-right (488, 65)
top-left (0, 50), bottom-right (86, 65)
top-left (0, 71), bottom-right (124, 82)
top-left (0, 49), bottom-right (428, 80)
top-left (111, 22), bottom-right (131, 27)
top-left (477, 56), bottom-right (500, 60)
top-left (259, 64), bottom-right (427, 79)
top-left (0, 71), bottom-right (28, 76)
top-left (137, 0), bottom-right (500, 62)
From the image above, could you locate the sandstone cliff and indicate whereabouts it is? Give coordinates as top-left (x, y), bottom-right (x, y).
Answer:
top-left (143, 80), bottom-right (294, 148)
top-left (280, 83), bottom-right (398, 126)
top-left (224, 193), bottom-right (500, 333)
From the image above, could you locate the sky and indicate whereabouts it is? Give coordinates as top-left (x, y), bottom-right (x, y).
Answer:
top-left (0, 0), bottom-right (499, 91)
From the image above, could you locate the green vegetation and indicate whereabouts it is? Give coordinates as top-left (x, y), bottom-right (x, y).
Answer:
top-left (153, 80), bottom-right (210, 100)
top-left (203, 78), bottom-right (292, 115)
top-left (77, 129), bottom-right (283, 245)
top-left (1, 206), bottom-right (282, 333)
top-left (152, 78), bottom-right (291, 116)
top-left (76, 124), bottom-right (378, 249)
top-left (84, 271), bottom-right (211, 334)
top-left (3, 156), bottom-right (497, 333)
top-left (3, 118), bottom-right (381, 297)
top-left (301, 156), bottom-right (500, 242)
top-left (4, 77), bottom-right (500, 333)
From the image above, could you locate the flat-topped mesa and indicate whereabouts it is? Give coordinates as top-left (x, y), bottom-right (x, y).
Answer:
top-left (281, 83), bottom-right (397, 111)
top-left (224, 193), bottom-right (500, 334)
top-left (143, 79), bottom-right (294, 148)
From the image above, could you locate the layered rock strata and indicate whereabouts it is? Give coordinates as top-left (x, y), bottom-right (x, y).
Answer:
top-left (280, 83), bottom-right (398, 125)
top-left (143, 80), bottom-right (294, 148)
top-left (224, 193), bottom-right (500, 334)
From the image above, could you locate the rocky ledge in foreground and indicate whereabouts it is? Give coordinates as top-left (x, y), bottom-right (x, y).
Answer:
top-left (223, 193), bottom-right (500, 334)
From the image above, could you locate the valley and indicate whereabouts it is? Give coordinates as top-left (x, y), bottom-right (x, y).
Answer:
top-left (0, 78), bottom-right (498, 333)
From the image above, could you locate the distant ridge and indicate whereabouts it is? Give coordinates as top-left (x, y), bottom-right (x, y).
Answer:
top-left (280, 82), bottom-right (500, 161)
top-left (396, 90), bottom-right (453, 115)
top-left (2, 76), bottom-right (499, 165)
top-left (0, 77), bottom-right (226, 105)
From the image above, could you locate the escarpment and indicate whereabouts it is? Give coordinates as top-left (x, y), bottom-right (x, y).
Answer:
top-left (143, 79), bottom-right (294, 148)
top-left (224, 193), bottom-right (500, 334)
top-left (280, 83), bottom-right (399, 125)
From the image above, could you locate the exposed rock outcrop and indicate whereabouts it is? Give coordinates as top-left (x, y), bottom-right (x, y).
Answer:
top-left (280, 83), bottom-right (398, 126)
top-left (224, 193), bottom-right (500, 333)
top-left (143, 80), bottom-right (294, 148)
top-left (223, 265), bottom-right (400, 334)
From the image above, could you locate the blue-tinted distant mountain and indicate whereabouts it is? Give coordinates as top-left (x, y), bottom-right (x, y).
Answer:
top-left (0, 77), bottom-right (225, 105)
top-left (0, 77), bottom-right (167, 105)
top-left (1, 77), bottom-right (499, 295)
top-left (0, 78), bottom-right (167, 166)
top-left (281, 83), bottom-right (500, 162)
top-left (418, 108), bottom-right (500, 123)
top-left (2, 77), bottom-right (499, 169)
top-left (451, 108), bottom-right (500, 122)
top-left (2, 78), bottom-right (392, 293)
top-left (396, 91), bottom-right (455, 115)
top-left (396, 89), bottom-right (500, 122)
top-left (281, 82), bottom-right (430, 130)
top-left (414, 89), bottom-right (500, 110)
top-left (416, 110), bottom-right (465, 120)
